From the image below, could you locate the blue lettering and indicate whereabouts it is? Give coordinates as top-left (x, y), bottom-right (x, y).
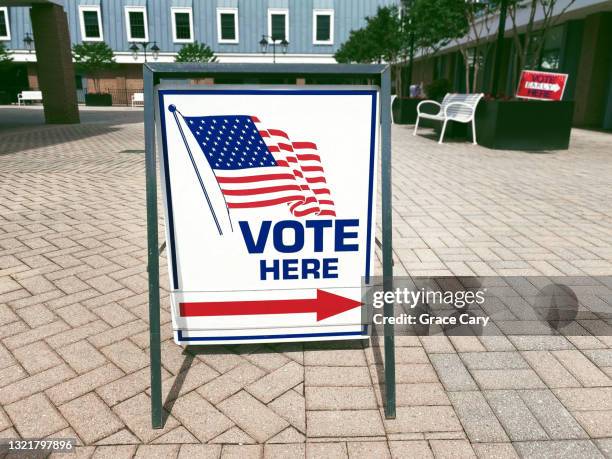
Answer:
top-left (241, 219), bottom-right (360, 255)
top-left (305, 220), bottom-right (333, 252)
top-left (301, 259), bottom-right (321, 278)
top-left (273, 220), bottom-right (304, 253)
top-left (240, 221), bottom-right (271, 254)
top-left (335, 219), bottom-right (359, 251)
top-left (260, 259), bottom-right (280, 280)
top-left (323, 258), bottom-right (339, 278)
top-left (283, 259), bottom-right (299, 279)
top-left (259, 258), bottom-right (338, 279)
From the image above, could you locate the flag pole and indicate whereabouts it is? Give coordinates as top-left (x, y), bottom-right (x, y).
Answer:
top-left (169, 105), bottom-right (223, 236)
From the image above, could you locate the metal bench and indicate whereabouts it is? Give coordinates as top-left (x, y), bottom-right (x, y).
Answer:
top-left (17, 90), bottom-right (43, 106)
top-left (131, 92), bottom-right (144, 107)
top-left (414, 93), bottom-right (484, 145)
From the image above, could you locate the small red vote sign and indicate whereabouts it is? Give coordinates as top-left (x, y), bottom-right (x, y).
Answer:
top-left (516, 70), bottom-right (568, 101)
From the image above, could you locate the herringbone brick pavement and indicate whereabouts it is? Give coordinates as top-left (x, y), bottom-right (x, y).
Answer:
top-left (0, 107), bottom-right (611, 458)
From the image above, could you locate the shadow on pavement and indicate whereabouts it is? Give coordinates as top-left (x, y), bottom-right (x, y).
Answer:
top-left (162, 349), bottom-right (196, 425)
top-left (161, 340), bottom-right (369, 426)
top-left (0, 107), bottom-right (144, 155)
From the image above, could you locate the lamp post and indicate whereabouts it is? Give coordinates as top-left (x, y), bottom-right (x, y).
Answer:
top-left (129, 41), bottom-right (160, 63)
top-left (23, 32), bottom-right (34, 53)
top-left (259, 35), bottom-right (288, 63)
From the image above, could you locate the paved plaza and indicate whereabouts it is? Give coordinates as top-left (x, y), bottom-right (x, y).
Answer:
top-left (1, 106), bottom-right (612, 458)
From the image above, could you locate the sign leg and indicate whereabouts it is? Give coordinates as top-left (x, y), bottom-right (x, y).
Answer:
top-left (144, 66), bottom-right (163, 429)
top-left (381, 67), bottom-right (396, 419)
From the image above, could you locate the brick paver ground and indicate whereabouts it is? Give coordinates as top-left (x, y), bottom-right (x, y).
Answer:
top-left (1, 106), bottom-right (611, 458)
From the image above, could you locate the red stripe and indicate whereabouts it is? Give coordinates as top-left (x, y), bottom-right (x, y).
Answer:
top-left (290, 197), bottom-right (317, 210)
top-left (287, 157), bottom-right (298, 163)
top-left (268, 145), bottom-right (279, 152)
top-left (292, 142), bottom-right (317, 150)
top-left (222, 184), bottom-right (301, 196)
top-left (227, 195), bottom-right (303, 208)
top-left (260, 130), bottom-right (270, 137)
top-left (276, 160), bottom-right (289, 167)
top-left (296, 153), bottom-right (321, 162)
top-left (217, 173), bottom-right (295, 183)
top-left (318, 199), bottom-right (334, 205)
top-left (251, 116), bottom-right (261, 123)
top-left (268, 129), bottom-right (289, 139)
top-left (278, 143), bottom-right (293, 151)
top-left (293, 207), bottom-right (321, 217)
top-left (302, 166), bottom-right (323, 172)
top-left (313, 188), bottom-right (331, 195)
top-left (319, 210), bottom-right (336, 216)
top-left (306, 177), bottom-right (326, 184)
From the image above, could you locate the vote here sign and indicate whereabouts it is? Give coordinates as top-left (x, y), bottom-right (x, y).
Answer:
top-left (155, 87), bottom-right (379, 344)
top-left (516, 70), bottom-right (568, 101)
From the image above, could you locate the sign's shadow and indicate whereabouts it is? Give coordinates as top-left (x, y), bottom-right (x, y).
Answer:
top-left (161, 340), bottom-right (369, 425)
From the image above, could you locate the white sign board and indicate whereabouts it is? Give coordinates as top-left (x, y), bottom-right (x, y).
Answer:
top-left (156, 86), bottom-right (379, 344)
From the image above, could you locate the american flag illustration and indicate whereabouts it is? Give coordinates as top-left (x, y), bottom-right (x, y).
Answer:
top-left (183, 115), bottom-right (336, 217)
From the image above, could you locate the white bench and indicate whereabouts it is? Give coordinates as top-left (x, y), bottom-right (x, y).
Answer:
top-left (17, 90), bottom-right (43, 106)
top-left (131, 92), bottom-right (144, 107)
top-left (414, 93), bottom-right (484, 144)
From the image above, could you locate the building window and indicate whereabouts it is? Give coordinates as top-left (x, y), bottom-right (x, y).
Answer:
top-left (313, 9), bottom-right (333, 45)
top-left (125, 6), bottom-right (148, 42)
top-left (79, 6), bottom-right (103, 41)
top-left (0, 7), bottom-right (10, 41)
top-left (217, 8), bottom-right (238, 44)
top-left (171, 7), bottom-right (193, 43)
top-left (268, 9), bottom-right (288, 42)
top-left (539, 26), bottom-right (563, 71)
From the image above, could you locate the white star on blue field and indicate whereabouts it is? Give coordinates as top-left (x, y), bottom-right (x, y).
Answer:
top-left (185, 116), bottom-right (278, 170)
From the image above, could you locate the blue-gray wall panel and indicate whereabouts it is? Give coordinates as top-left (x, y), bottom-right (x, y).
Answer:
top-left (4, 0), bottom-right (400, 56)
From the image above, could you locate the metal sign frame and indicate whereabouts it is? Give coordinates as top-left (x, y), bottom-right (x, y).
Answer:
top-left (144, 63), bottom-right (395, 428)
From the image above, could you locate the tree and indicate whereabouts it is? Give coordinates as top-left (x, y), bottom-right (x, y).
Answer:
top-left (0, 42), bottom-right (12, 70)
top-left (409, 0), bottom-right (503, 94)
top-left (334, 6), bottom-right (408, 94)
top-left (175, 42), bottom-right (216, 63)
top-left (334, 28), bottom-right (381, 64)
top-left (508, 0), bottom-right (576, 86)
top-left (72, 42), bottom-right (115, 94)
top-left (453, 1), bottom-right (499, 93)
top-left (411, 0), bottom-right (468, 57)
top-left (335, 7), bottom-right (405, 64)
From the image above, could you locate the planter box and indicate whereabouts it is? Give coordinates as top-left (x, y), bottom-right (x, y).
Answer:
top-left (475, 100), bottom-right (574, 150)
top-left (85, 93), bottom-right (113, 106)
top-left (392, 98), bottom-right (422, 124)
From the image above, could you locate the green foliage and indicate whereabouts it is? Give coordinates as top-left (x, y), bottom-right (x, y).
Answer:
top-left (335, 2), bottom-right (470, 95)
top-left (410, 0), bottom-right (469, 55)
top-left (175, 42), bottom-right (216, 63)
top-left (72, 42), bottom-right (115, 94)
top-left (334, 6), bottom-right (406, 64)
top-left (425, 78), bottom-right (452, 101)
top-left (0, 42), bottom-right (13, 68)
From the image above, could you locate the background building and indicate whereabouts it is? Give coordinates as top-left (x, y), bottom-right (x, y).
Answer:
top-left (410, 0), bottom-right (612, 130)
top-left (1, 0), bottom-right (398, 103)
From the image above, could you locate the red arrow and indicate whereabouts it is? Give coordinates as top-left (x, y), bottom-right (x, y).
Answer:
top-left (180, 289), bottom-right (361, 321)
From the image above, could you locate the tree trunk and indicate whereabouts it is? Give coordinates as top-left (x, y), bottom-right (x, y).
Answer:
top-left (397, 64), bottom-right (403, 98)
top-left (520, 0), bottom-right (538, 71)
top-left (472, 61), bottom-right (479, 94)
top-left (465, 54), bottom-right (471, 93)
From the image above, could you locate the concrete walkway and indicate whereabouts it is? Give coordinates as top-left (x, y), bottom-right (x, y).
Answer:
top-left (0, 107), bottom-right (611, 458)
